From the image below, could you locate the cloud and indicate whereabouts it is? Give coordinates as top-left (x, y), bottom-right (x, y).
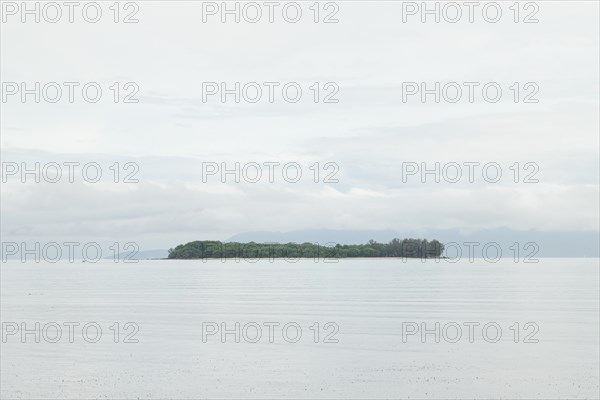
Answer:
top-left (1, 1), bottom-right (598, 250)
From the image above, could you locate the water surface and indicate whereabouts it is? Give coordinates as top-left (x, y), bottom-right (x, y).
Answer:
top-left (1, 258), bottom-right (598, 399)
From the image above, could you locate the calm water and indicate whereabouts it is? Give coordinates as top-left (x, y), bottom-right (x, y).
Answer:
top-left (1, 258), bottom-right (599, 399)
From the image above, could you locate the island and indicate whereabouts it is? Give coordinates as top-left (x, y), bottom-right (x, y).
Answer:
top-left (168, 239), bottom-right (445, 259)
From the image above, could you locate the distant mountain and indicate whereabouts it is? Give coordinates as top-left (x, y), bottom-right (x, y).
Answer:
top-left (228, 229), bottom-right (600, 257)
top-left (114, 249), bottom-right (169, 260)
top-left (228, 229), bottom-right (400, 245)
top-left (3, 248), bottom-right (170, 261)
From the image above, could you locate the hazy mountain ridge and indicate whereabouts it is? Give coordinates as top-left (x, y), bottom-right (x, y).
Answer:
top-left (228, 229), bottom-right (600, 257)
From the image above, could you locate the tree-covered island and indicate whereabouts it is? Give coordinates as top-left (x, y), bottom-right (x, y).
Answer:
top-left (168, 239), bottom-right (445, 260)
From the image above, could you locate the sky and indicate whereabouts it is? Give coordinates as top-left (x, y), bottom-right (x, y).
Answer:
top-left (1, 1), bottom-right (599, 252)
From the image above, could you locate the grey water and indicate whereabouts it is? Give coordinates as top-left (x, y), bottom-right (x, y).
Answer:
top-left (1, 258), bottom-right (598, 399)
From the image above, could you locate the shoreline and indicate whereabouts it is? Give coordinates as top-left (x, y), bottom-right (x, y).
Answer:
top-left (154, 256), bottom-right (450, 260)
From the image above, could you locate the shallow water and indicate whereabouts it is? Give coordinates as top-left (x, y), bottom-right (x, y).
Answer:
top-left (1, 258), bottom-right (599, 399)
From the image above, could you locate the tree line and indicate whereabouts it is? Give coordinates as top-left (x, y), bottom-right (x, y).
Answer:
top-left (167, 238), bottom-right (445, 259)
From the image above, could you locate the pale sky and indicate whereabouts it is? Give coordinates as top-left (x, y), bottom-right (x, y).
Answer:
top-left (1, 1), bottom-right (599, 249)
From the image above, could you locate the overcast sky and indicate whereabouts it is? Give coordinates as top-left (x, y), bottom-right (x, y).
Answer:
top-left (1, 1), bottom-right (598, 250)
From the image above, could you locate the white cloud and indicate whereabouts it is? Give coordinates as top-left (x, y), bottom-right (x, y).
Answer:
top-left (1, 1), bottom-right (598, 248)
